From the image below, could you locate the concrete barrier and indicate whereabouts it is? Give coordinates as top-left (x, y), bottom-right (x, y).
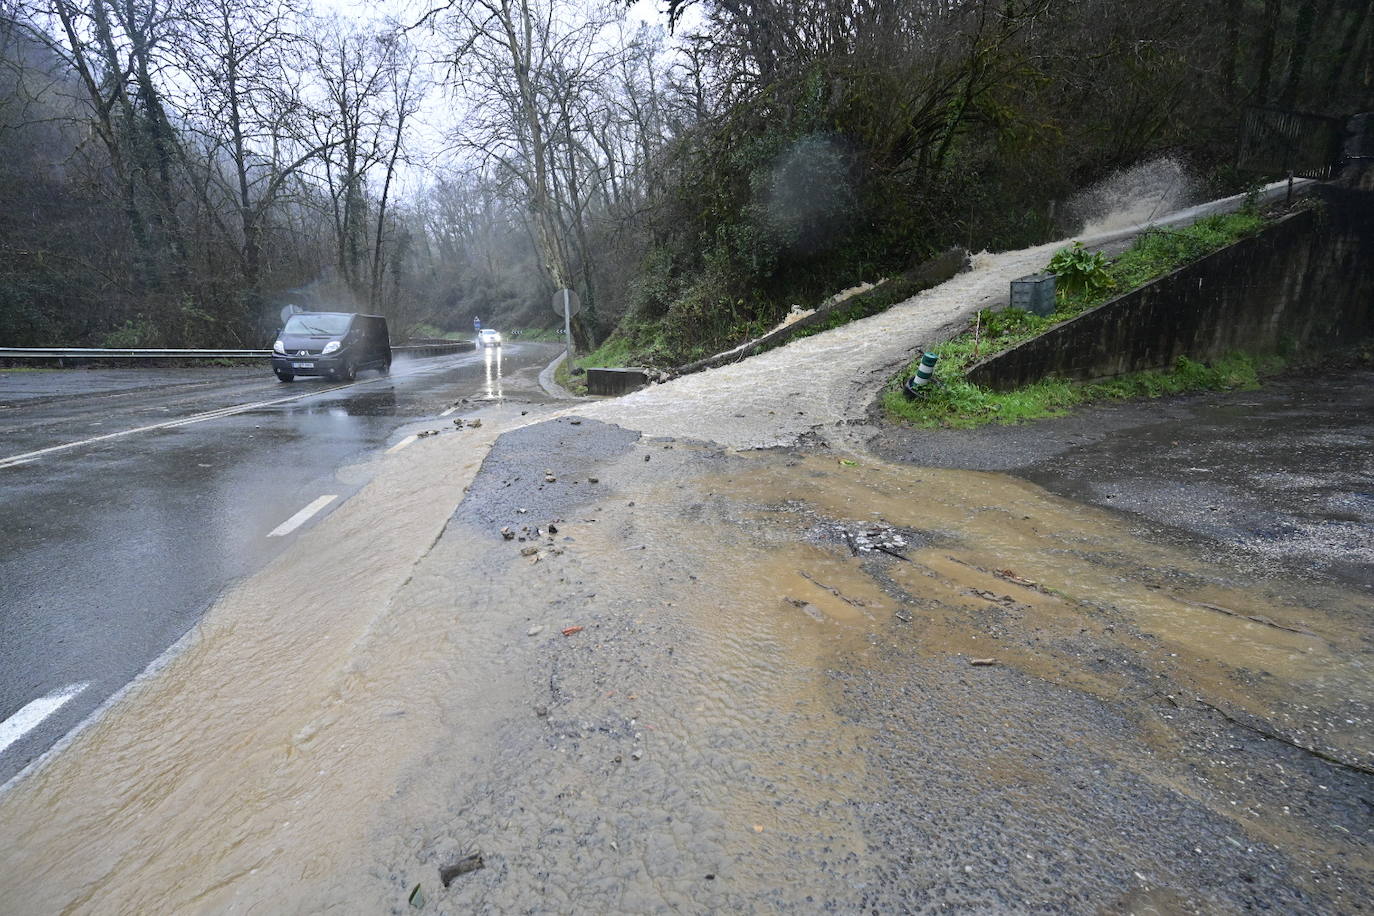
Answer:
top-left (966, 186), bottom-right (1374, 391)
top-left (586, 367), bottom-right (653, 396)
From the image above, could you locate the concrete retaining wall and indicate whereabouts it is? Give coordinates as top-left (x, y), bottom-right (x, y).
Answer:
top-left (966, 186), bottom-right (1374, 391)
top-left (586, 367), bottom-right (652, 396)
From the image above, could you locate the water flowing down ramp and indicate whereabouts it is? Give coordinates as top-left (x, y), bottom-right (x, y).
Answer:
top-left (575, 179), bottom-right (1308, 449)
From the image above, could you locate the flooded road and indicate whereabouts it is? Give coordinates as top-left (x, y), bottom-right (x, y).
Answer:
top-left (1, 414), bottom-right (1366, 913)
top-left (0, 343), bottom-right (559, 782)
top-left (0, 183), bottom-right (1363, 912)
top-left (871, 367), bottom-right (1374, 593)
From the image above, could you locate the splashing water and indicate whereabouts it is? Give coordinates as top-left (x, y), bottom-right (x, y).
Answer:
top-left (1072, 157), bottom-right (1199, 236)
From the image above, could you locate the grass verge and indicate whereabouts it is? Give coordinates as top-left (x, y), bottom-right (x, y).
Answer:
top-left (884, 208), bottom-right (1274, 428)
top-left (884, 353), bottom-right (1278, 428)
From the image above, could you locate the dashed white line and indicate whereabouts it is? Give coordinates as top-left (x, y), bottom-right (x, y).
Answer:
top-left (267, 494), bottom-right (338, 537)
top-left (386, 434), bottom-right (419, 454)
top-left (0, 683), bottom-right (90, 755)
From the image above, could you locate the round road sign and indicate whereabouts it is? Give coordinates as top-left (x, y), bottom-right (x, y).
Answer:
top-left (552, 288), bottom-right (581, 317)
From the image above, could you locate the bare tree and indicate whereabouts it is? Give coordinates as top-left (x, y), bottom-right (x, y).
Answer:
top-left (176, 0), bottom-right (331, 291)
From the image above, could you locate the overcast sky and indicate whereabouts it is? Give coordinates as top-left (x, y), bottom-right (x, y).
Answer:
top-left (306, 0), bottom-right (692, 194)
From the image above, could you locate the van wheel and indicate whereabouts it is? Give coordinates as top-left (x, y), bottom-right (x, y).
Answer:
top-left (379, 360), bottom-right (391, 376)
top-left (336, 362), bottom-right (356, 382)
top-left (275, 371), bottom-right (294, 382)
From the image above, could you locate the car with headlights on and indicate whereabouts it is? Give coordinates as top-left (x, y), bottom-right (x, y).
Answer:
top-left (477, 328), bottom-right (502, 348)
top-left (272, 312), bottom-right (390, 382)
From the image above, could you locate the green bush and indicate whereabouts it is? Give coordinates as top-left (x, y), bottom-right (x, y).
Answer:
top-left (102, 319), bottom-right (159, 348)
top-left (1048, 242), bottom-right (1114, 299)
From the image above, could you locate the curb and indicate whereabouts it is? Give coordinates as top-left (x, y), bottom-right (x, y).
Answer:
top-left (538, 351), bottom-right (580, 400)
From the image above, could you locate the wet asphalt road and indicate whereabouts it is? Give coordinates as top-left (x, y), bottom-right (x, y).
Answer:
top-left (868, 367), bottom-right (1374, 592)
top-left (0, 343), bottom-right (559, 783)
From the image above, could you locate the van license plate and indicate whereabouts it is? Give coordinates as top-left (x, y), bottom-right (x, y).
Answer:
top-left (292, 361), bottom-right (314, 368)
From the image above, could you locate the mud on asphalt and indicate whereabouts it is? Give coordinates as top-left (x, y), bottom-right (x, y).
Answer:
top-left (868, 367), bottom-right (1374, 594)
top-left (368, 414), bottom-right (1372, 914)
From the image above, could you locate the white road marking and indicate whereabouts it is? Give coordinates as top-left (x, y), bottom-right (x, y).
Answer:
top-left (386, 434), bottom-right (418, 454)
top-left (0, 352), bottom-right (481, 470)
top-left (267, 494), bottom-right (338, 537)
top-left (439, 406), bottom-right (458, 417)
top-left (0, 683), bottom-right (89, 755)
top-left (0, 383), bottom-right (357, 470)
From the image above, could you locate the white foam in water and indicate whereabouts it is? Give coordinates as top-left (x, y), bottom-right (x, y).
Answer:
top-left (1072, 158), bottom-right (1199, 237)
top-left (574, 177), bottom-right (1304, 451)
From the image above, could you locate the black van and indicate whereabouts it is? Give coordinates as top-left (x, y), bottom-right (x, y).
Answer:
top-left (272, 312), bottom-right (391, 382)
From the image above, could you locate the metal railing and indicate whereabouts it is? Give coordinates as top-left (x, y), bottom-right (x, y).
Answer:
top-left (1, 347), bottom-right (271, 359)
top-left (1, 342), bottom-right (475, 361)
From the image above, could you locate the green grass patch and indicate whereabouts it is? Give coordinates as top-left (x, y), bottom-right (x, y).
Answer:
top-left (885, 352), bottom-right (1276, 428)
top-left (883, 208), bottom-right (1274, 428)
top-left (576, 335), bottom-right (635, 370)
top-left (554, 355), bottom-right (588, 396)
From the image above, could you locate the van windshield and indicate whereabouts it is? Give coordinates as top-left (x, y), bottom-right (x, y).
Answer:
top-left (283, 314), bottom-right (351, 336)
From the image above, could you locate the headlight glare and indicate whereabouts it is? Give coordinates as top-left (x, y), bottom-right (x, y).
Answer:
top-left (273, 339), bottom-right (285, 354)
top-left (322, 341), bottom-right (341, 354)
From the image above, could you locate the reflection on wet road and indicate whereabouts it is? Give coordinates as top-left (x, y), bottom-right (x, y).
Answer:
top-left (483, 344), bottom-right (504, 401)
top-left (0, 344), bottom-right (558, 783)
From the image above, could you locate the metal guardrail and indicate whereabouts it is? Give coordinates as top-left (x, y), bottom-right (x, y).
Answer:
top-left (0, 347), bottom-right (270, 358)
top-left (1, 342), bottom-right (475, 360)
top-left (393, 341), bottom-right (476, 356)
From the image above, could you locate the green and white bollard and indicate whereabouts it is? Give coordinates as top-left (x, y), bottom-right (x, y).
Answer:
top-left (904, 352), bottom-right (939, 396)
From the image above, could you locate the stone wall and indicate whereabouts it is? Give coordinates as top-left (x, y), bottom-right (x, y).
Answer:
top-left (966, 186), bottom-right (1374, 391)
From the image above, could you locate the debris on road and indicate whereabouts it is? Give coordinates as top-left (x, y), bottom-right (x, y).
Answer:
top-left (965, 588), bottom-right (1021, 607)
top-left (417, 429), bottom-right (438, 438)
top-left (588, 477), bottom-right (599, 483)
top-left (799, 570), bottom-right (868, 607)
top-left (439, 852), bottom-right (484, 887)
top-left (561, 626), bottom-right (584, 636)
top-left (408, 883), bottom-right (425, 908)
top-left (520, 546), bottom-right (538, 557)
top-left (968, 658), bottom-right (997, 667)
top-left (527, 625), bottom-right (544, 636)
top-left (997, 569), bottom-right (1039, 588)
top-left (786, 597), bottom-right (825, 623)
top-left (824, 522), bottom-right (912, 557)
top-left (501, 526), bottom-right (515, 540)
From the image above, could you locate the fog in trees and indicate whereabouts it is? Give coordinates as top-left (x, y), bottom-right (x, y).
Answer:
top-left (2, 0), bottom-right (1369, 350)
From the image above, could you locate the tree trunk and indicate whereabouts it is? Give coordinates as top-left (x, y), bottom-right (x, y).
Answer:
top-left (1280, 0), bottom-right (1318, 106)
top-left (1255, 0), bottom-right (1283, 104)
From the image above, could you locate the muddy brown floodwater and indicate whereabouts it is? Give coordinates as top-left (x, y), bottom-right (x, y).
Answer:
top-left (0, 416), bottom-right (1369, 913)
